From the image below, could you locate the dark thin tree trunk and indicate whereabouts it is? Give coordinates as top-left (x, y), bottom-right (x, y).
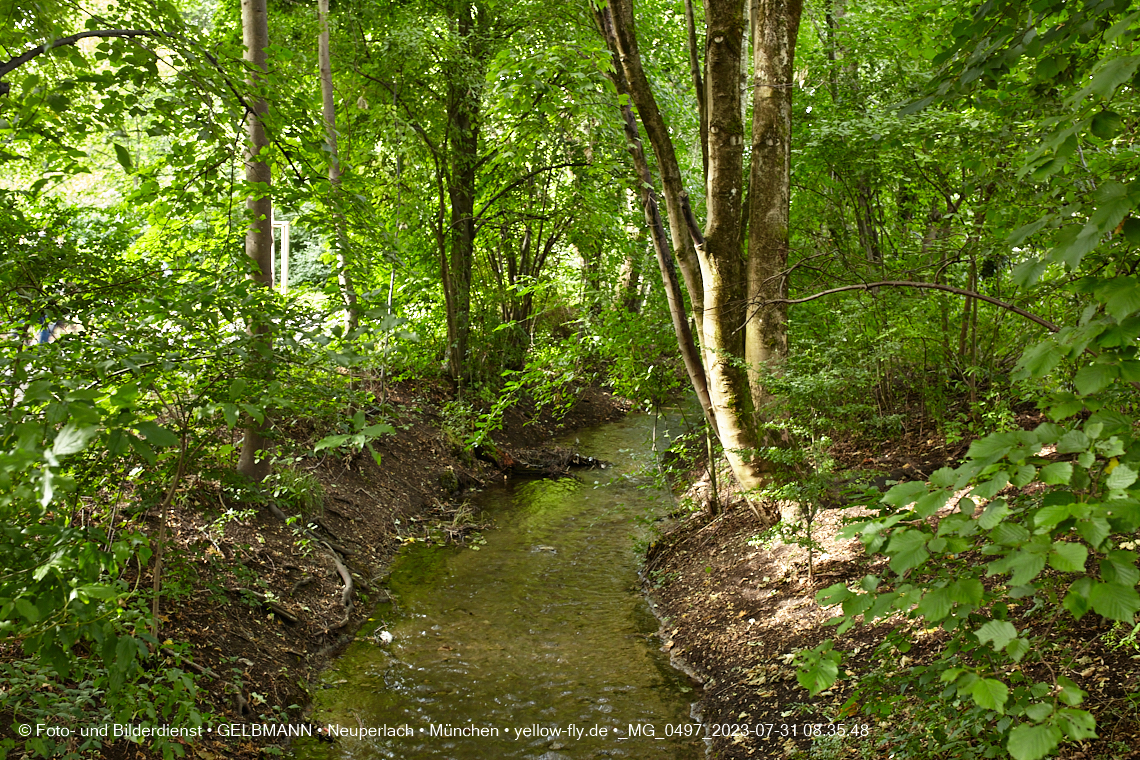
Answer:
top-left (318, 0), bottom-right (358, 333)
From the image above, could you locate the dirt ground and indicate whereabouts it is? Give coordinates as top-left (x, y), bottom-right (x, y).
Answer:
top-left (7, 378), bottom-right (627, 760)
top-left (646, 424), bottom-right (1140, 759)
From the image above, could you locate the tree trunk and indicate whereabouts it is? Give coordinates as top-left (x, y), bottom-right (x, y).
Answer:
top-left (702, 0), bottom-right (773, 500)
top-left (608, 0), bottom-right (706, 334)
top-left (596, 4), bottom-right (720, 438)
top-left (237, 0), bottom-right (273, 483)
top-left (744, 0), bottom-right (801, 403)
top-left (442, 1), bottom-right (482, 381)
top-left (318, 0), bottom-right (358, 334)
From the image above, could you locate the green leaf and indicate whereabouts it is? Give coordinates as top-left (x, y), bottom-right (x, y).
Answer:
top-left (113, 143), bottom-right (133, 172)
top-left (1057, 677), bottom-right (1086, 707)
top-left (1049, 542), bottom-right (1088, 573)
top-left (1091, 110), bottom-right (1124, 140)
top-left (949, 578), bottom-right (984, 605)
top-left (1057, 430), bottom-right (1090, 454)
top-left (882, 480), bottom-right (928, 508)
top-left (314, 434), bottom-right (352, 452)
top-left (1039, 462), bottom-right (1073, 485)
top-left (1100, 278), bottom-right (1140, 322)
top-left (918, 586), bottom-right (953, 621)
top-left (52, 423), bottom-right (99, 457)
top-left (220, 403), bottom-right (239, 428)
top-left (976, 619), bottom-right (1018, 650)
top-left (1064, 576), bottom-right (1094, 620)
top-left (361, 423), bottom-right (396, 438)
top-left (1024, 702), bottom-right (1053, 722)
top-left (967, 432), bottom-right (1018, 466)
top-left (795, 644), bottom-right (840, 696)
top-left (14, 598), bottom-right (40, 623)
top-left (1056, 708), bottom-right (1097, 740)
top-left (1074, 363), bottom-right (1118, 396)
top-left (970, 678), bottom-right (1009, 713)
top-left (816, 583), bottom-right (854, 606)
top-left (1008, 723), bottom-right (1061, 760)
top-left (978, 499), bottom-right (1011, 530)
top-left (1089, 55), bottom-right (1140, 100)
top-left (1089, 581), bottom-right (1140, 622)
top-left (135, 420), bottom-right (179, 448)
top-left (1006, 637), bottom-right (1031, 662)
top-left (1105, 463), bottom-right (1138, 490)
top-left (886, 529), bottom-right (929, 574)
top-left (1101, 550), bottom-right (1140, 586)
top-left (1008, 218), bottom-right (1048, 245)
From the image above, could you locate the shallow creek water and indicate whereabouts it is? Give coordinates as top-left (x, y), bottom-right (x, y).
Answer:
top-left (294, 414), bottom-right (704, 759)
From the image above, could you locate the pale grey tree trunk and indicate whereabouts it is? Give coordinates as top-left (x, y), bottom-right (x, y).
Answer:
top-left (237, 0), bottom-right (273, 482)
top-left (745, 0), bottom-right (801, 404)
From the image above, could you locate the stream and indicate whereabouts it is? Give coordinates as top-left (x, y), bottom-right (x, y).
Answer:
top-left (294, 414), bottom-right (704, 759)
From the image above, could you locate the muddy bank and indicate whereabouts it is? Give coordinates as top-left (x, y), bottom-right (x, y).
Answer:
top-left (95, 379), bottom-right (628, 760)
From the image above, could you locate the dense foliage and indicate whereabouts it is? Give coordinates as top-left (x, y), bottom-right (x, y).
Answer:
top-left (1, 0), bottom-right (1138, 756)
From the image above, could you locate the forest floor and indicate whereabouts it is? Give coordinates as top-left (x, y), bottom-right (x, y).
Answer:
top-left (32, 377), bottom-right (628, 760)
top-left (646, 416), bottom-right (1140, 760)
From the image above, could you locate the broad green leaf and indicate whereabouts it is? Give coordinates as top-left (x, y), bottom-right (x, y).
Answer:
top-left (1008, 723), bottom-right (1061, 760)
top-left (795, 644), bottom-right (839, 696)
top-left (314, 434), bottom-right (352, 452)
top-left (1024, 702), bottom-right (1052, 722)
top-left (882, 480), bottom-right (928, 508)
top-left (1074, 363), bottom-right (1118, 396)
top-left (1064, 577), bottom-right (1094, 620)
top-left (1101, 277), bottom-right (1140, 322)
top-left (1089, 55), bottom-right (1140, 100)
top-left (1006, 637), bottom-right (1031, 662)
top-left (1105, 463), bottom-right (1138, 490)
top-left (1057, 430), bottom-right (1090, 454)
top-left (1089, 581), bottom-right (1140, 622)
top-left (918, 586), bottom-right (953, 621)
top-left (1091, 110), bottom-right (1124, 140)
top-left (52, 423), bottom-right (99, 457)
top-left (972, 472), bottom-right (1009, 500)
top-left (1039, 462), bottom-right (1073, 485)
top-left (970, 678), bottom-right (1009, 713)
top-left (1056, 708), bottom-right (1097, 740)
top-left (361, 423), bottom-right (396, 438)
top-left (135, 420), bottom-right (178, 448)
top-left (14, 598), bottom-right (39, 623)
top-left (950, 578), bottom-right (984, 604)
top-left (1057, 677), bottom-right (1086, 707)
top-left (1076, 517), bottom-right (1110, 549)
top-left (886, 529), bottom-right (929, 574)
top-left (976, 619), bottom-right (1018, 650)
top-left (1007, 218), bottom-right (1048, 245)
top-left (914, 489), bottom-right (949, 518)
top-left (1049, 542), bottom-right (1088, 572)
top-left (1101, 550), bottom-right (1140, 586)
top-left (816, 583), bottom-right (853, 606)
top-left (221, 403), bottom-right (239, 428)
top-left (978, 499), bottom-right (1011, 530)
top-left (967, 432), bottom-right (1018, 465)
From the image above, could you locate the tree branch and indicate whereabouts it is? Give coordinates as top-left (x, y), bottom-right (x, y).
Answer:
top-left (753, 280), bottom-right (1061, 333)
top-left (0, 29), bottom-right (160, 81)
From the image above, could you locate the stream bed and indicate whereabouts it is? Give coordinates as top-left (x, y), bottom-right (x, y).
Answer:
top-left (294, 414), bottom-right (704, 759)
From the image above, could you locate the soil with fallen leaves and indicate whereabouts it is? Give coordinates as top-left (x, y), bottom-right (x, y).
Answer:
top-left (646, 424), bottom-right (1140, 760)
top-left (1, 378), bottom-right (627, 760)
